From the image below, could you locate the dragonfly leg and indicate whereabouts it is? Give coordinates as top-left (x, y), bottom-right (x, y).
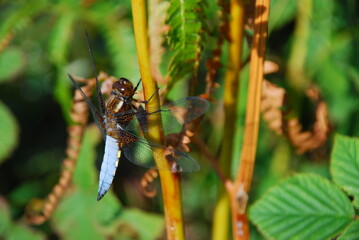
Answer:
top-left (134, 87), bottom-right (160, 104)
top-left (133, 79), bottom-right (142, 94)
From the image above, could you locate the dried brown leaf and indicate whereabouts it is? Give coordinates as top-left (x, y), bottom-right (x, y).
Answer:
top-left (261, 81), bottom-right (330, 154)
top-left (140, 168), bottom-right (159, 198)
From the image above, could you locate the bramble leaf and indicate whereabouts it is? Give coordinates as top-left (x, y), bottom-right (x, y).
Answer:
top-left (338, 220), bottom-right (359, 240)
top-left (249, 174), bottom-right (354, 240)
top-left (331, 134), bottom-right (359, 208)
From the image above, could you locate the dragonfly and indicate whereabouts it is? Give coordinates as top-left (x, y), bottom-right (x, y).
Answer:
top-left (68, 33), bottom-right (209, 201)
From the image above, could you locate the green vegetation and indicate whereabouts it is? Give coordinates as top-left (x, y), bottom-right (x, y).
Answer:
top-left (0, 0), bottom-right (358, 239)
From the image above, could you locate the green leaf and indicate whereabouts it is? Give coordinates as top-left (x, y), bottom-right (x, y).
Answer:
top-left (338, 220), bottom-right (359, 240)
top-left (6, 224), bottom-right (45, 240)
top-left (0, 47), bottom-right (25, 82)
top-left (0, 197), bottom-right (45, 240)
top-left (0, 101), bottom-right (19, 164)
top-left (52, 189), bottom-right (122, 240)
top-left (54, 66), bottom-right (73, 124)
top-left (73, 125), bottom-right (101, 189)
top-left (0, 197), bottom-right (12, 235)
top-left (8, 182), bottom-right (43, 206)
top-left (48, 14), bottom-right (75, 65)
top-left (49, 14), bottom-right (75, 123)
top-left (269, 0), bottom-right (297, 33)
top-left (249, 174), bottom-right (354, 240)
top-left (166, 0), bottom-right (206, 83)
top-left (331, 135), bottom-right (359, 208)
top-left (0, 0), bottom-right (48, 41)
top-left (119, 208), bottom-right (164, 240)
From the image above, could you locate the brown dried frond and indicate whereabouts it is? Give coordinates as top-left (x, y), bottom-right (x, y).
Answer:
top-left (25, 72), bottom-right (114, 224)
top-left (166, 130), bottom-right (194, 153)
top-left (148, 0), bottom-right (170, 85)
top-left (261, 79), bottom-right (330, 154)
top-left (140, 168), bottom-right (159, 198)
top-left (261, 80), bottom-right (285, 134)
top-left (287, 87), bottom-right (329, 154)
top-left (263, 60), bottom-right (280, 75)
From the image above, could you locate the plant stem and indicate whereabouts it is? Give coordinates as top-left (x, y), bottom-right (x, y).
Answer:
top-left (287, 0), bottom-right (311, 91)
top-left (131, 1), bottom-right (185, 239)
top-left (212, 0), bottom-right (245, 239)
top-left (232, 0), bottom-right (270, 239)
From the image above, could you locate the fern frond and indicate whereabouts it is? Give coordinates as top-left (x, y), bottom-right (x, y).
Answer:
top-left (166, 0), bottom-right (207, 84)
top-left (0, 0), bottom-right (48, 47)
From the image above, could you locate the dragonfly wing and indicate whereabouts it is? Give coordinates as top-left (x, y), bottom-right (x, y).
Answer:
top-left (68, 74), bottom-right (106, 139)
top-left (97, 135), bottom-right (120, 201)
top-left (122, 96), bottom-right (209, 133)
top-left (120, 131), bottom-right (200, 172)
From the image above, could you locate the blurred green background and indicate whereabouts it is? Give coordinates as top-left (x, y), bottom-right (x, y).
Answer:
top-left (0, 0), bottom-right (358, 239)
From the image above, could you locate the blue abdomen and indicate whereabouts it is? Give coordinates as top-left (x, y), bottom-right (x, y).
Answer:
top-left (97, 135), bottom-right (120, 200)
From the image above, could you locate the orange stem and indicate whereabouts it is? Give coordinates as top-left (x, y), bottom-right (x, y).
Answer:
top-left (131, 1), bottom-right (185, 239)
top-left (231, 0), bottom-right (270, 239)
top-left (212, 0), bottom-right (245, 239)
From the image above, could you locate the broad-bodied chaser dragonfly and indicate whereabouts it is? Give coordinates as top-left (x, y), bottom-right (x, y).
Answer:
top-left (68, 34), bottom-right (209, 201)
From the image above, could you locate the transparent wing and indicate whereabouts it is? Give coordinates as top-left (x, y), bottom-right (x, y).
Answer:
top-left (68, 74), bottom-right (106, 139)
top-left (119, 130), bottom-right (200, 172)
top-left (118, 96), bottom-right (209, 133)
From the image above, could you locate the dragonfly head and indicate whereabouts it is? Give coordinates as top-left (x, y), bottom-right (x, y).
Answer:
top-left (111, 78), bottom-right (134, 98)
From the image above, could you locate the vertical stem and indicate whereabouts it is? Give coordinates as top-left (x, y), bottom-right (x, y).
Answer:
top-left (131, 1), bottom-right (185, 239)
top-left (287, 0), bottom-right (311, 91)
top-left (233, 0), bottom-right (270, 239)
top-left (212, 0), bottom-right (245, 239)
top-left (237, 0), bottom-right (269, 203)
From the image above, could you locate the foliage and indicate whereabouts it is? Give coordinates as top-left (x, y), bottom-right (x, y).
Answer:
top-left (0, 0), bottom-right (358, 239)
top-left (0, 198), bottom-right (45, 240)
top-left (0, 47), bottom-right (25, 82)
top-left (331, 135), bottom-right (359, 208)
top-left (249, 174), bottom-right (353, 239)
top-left (165, 0), bottom-right (207, 84)
top-left (338, 220), bottom-right (359, 240)
top-left (0, 101), bottom-right (19, 164)
top-left (250, 135), bottom-right (359, 239)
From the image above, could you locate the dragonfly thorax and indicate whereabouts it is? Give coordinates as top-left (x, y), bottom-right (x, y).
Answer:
top-left (105, 78), bottom-right (136, 138)
top-left (111, 78), bottom-right (134, 98)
